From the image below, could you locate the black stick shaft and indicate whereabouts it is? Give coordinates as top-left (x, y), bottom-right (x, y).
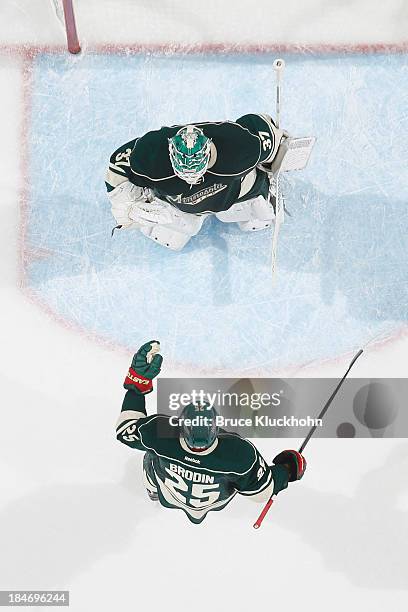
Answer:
top-left (298, 349), bottom-right (363, 453)
top-left (254, 348), bottom-right (364, 529)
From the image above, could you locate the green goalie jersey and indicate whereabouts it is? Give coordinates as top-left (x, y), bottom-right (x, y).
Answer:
top-left (116, 391), bottom-right (289, 524)
top-left (106, 113), bottom-right (280, 215)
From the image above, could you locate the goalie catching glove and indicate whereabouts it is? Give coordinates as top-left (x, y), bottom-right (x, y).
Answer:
top-left (108, 179), bottom-right (175, 230)
top-left (273, 449), bottom-right (306, 482)
top-left (108, 180), bottom-right (154, 227)
top-left (124, 341), bottom-right (162, 395)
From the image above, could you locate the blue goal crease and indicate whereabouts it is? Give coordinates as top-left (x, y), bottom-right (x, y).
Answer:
top-left (24, 51), bottom-right (408, 370)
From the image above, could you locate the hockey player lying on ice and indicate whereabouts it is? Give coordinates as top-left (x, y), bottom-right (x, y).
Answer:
top-left (116, 341), bottom-right (306, 524)
top-left (105, 114), bottom-right (289, 250)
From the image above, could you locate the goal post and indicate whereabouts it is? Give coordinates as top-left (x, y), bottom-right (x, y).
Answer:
top-left (63, 0), bottom-right (81, 53)
top-left (50, 0), bottom-right (81, 54)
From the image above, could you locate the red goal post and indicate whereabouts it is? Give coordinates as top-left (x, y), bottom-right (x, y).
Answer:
top-left (51, 0), bottom-right (81, 54)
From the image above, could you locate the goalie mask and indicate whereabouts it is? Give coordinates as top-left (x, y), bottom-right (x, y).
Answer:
top-left (180, 402), bottom-right (218, 451)
top-left (168, 125), bottom-right (211, 185)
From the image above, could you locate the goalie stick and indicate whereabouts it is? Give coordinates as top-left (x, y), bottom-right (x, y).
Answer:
top-left (253, 348), bottom-right (364, 529)
top-left (269, 59), bottom-right (316, 279)
top-left (270, 59), bottom-right (285, 279)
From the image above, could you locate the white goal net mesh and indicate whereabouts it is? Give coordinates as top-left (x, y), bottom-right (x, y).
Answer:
top-left (49, 0), bottom-right (64, 26)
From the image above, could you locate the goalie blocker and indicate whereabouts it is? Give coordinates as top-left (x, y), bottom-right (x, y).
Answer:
top-left (271, 136), bottom-right (316, 174)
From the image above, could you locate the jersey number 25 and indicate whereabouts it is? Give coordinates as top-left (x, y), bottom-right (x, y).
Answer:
top-left (164, 469), bottom-right (220, 508)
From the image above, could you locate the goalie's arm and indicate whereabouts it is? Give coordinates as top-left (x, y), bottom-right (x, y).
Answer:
top-left (236, 113), bottom-right (285, 165)
top-left (106, 139), bottom-right (155, 227)
top-left (106, 139), bottom-right (138, 192)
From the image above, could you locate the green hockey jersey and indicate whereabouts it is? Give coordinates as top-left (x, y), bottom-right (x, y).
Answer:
top-left (106, 114), bottom-right (279, 215)
top-left (116, 391), bottom-right (288, 524)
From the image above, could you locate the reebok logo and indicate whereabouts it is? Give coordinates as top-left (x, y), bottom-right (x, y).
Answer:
top-left (184, 456), bottom-right (201, 464)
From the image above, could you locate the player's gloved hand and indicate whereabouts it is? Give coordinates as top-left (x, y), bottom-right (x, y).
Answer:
top-left (273, 449), bottom-right (306, 482)
top-left (124, 341), bottom-right (162, 395)
top-left (108, 180), bottom-right (152, 226)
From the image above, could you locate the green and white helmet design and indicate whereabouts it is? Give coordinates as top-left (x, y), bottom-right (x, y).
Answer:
top-left (180, 401), bottom-right (218, 450)
top-left (168, 125), bottom-right (211, 184)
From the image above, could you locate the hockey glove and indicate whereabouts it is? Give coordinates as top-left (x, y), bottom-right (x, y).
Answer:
top-left (124, 341), bottom-right (162, 395)
top-left (273, 449), bottom-right (306, 482)
top-left (108, 180), bottom-right (152, 227)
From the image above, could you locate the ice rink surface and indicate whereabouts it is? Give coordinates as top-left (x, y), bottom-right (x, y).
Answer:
top-left (24, 51), bottom-right (408, 371)
top-left (1, 2), bottom-right (408, 611)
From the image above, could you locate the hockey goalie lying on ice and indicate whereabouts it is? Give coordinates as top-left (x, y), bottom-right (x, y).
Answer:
top-left (105, 113), bottom-right (314, 250)
top-left (115, 341), bottom-right (306, 524)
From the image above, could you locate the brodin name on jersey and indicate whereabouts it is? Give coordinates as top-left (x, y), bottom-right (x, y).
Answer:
top-left (168, 463), bottom-right (214, 483)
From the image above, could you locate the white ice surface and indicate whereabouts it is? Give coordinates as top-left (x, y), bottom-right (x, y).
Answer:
top-left (0, 3), bottom-right (408, 611)
top-left (3, 0), bottom-right (408, 46)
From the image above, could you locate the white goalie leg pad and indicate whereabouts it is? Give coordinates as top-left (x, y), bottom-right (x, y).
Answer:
top-left (238, 196), bottom-right (275, 232)
top-left (215, 200), bottom-right (254, 223)
top-left (139, 205), bottom-right (207, 251)
top-left (217, 196), bottom-right (275, 232)
top-left (252, 196), bottom-right (276, 220)
top-left (166, 205), bottom-right (206, 236)
top-left (140, 225), bottom-right (193, 251)
top-left (129, 199), bottom-right (174, 226)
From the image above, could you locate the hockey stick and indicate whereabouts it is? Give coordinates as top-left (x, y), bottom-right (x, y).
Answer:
top-left (253, 348), bottom-right (364, 529)
top-left (270, 59), bottom-right (285, 279)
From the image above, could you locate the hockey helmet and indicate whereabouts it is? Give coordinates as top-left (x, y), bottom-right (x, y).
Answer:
top-left (168, 125), bottom-right (211, 184)
top-left (180, 401), bottom-right (218, 451)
